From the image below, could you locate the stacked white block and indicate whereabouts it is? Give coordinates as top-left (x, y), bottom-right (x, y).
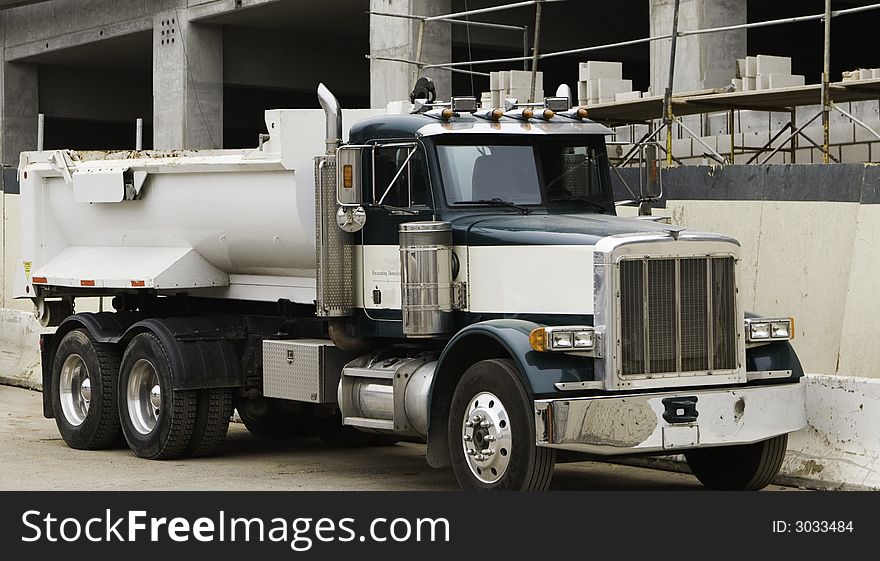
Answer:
top-left (576, 61), bottom-right (635, 105)
top-left (842, 68), bottom-right (880, 81)
top-left (488, 70), bottom-right (544, 106)
top-left (735, 54), bottom-right (805, 91)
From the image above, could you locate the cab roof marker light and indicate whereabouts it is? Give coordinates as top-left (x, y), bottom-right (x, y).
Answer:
top-left (504, 107), bottom-right (533, 121)
top-left (473, 108), bottom-right (504, 121)
top-left (559, 107), bottom-right (590, 121)
top-left (32, 276), bottom-right (47, 284)
top-left (424, 107), bottom-right (458, 120)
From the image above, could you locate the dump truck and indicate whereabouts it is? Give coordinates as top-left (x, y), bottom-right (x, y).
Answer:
top-left (15, 83), bottom-right (807, 490)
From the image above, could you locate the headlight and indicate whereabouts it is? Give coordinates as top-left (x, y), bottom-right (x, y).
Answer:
top-left (530, 326), bottom-right (595, 352)
top-left (745, 317), bottom-right (794, 343)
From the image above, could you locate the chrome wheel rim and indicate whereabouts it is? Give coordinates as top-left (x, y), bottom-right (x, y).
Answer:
top-left (59, 354), bottom-right (91, 426)
top-left (461, 391), bottom-right (512, 484)
top-left (127, 359), bottom-right (161, 435)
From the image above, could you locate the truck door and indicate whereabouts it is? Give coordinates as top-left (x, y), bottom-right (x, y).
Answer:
top-left (360, 141), bottom-right (434, 318)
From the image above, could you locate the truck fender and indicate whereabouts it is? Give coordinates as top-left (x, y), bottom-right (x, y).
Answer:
top-left (41, 312), bottom-right (144, 418)
top-left (744, 311), bottom-right (804, 381)
top-left (425, 318), bottom-right (596, 468)
top-left (118, 317), bottom-right (243, 391)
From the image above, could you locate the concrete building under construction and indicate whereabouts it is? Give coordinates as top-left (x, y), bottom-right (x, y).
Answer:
top-left (0, 0), bottom-right (879, 490)
top-left (0, 0), bottom-right (876, 163)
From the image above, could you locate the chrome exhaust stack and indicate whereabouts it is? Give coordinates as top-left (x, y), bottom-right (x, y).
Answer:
top-left (317, 83), bottom-right (343, 155)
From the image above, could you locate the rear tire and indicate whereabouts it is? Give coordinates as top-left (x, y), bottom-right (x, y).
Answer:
top-left (118, 333), bottom-right (197, 460)
top-left (236, 397), bottom-right (311, 439)
top-left (448, 359), bottom-right (555, 491)
top-left (50, 329), bottom-right (122, 450)
top-left (685, 434), bottom-right (788, 491)
top-left (186, 389), bottom-right (234, 457)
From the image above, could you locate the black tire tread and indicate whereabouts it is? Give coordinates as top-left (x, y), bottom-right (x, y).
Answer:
top-left (52, 329), bottom-right (123, 450)
top-left (84, 331), bottom-right (123, 449)
top-left (128, 333), bottom-right (197, 460)
top-left (187, 389), bottom-right (234, 458)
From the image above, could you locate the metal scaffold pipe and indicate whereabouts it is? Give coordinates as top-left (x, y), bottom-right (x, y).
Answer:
top-left (664, 0), bottom-right (681, 168)
top-left (529, 0), bottom-right (543, 102)
top-left (823, 0), bottom-right (832, 164)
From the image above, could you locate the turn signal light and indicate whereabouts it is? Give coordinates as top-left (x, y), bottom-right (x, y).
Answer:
top-left (529, 328), bottom-right (547, 352)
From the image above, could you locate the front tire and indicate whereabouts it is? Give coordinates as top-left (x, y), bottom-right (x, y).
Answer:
top-left (448, 359), bottom-right (555, 491)
top-left (51, 329), bottom-right (122, 450)
top-left (685, 434), bottom-right (788, 491)
top-left (118, 333), bottom-right (197, 460)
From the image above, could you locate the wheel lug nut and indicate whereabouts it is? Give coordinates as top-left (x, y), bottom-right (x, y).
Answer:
top-left (463, 435), bottom-right (472, 442)
top-left (485, 435), bottom-right (496, 442)
top-left (475, 454), bottom-right (485, 461)
top-left (482, 449), bottom-right (493, 456)
top-left (467, 449), bottom-right (476, 456)
top-left (472, 414), bottom-right (482, 423)
top-left (465, 421), bottom-right (474, 428)
top-left (481, 420), bottom-right (491, 428)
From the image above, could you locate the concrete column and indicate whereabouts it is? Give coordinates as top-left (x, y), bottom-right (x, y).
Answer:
top-left (153, 10), bottom-right (223, 149)
top-left (650, 0), bottom-right (746, 94)
top-left (369, 0), bottom-right (451, 108)
top-left (0, 13), bottom-right (38, 167)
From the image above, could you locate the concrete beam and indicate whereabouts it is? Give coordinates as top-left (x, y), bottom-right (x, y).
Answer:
top-left (369, 0), bottom-right (451, 108)
top-left (152, 10), bottom-right (223, 149)
top-left (649, 0), bottom-right (746, 94)
top-left (4, 16), bottom-right (152, 62)
top-left (187, 0), bottom-right (283, 22)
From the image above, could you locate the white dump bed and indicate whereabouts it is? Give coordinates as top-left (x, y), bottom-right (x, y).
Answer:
top-left (15, 108), bottom-right (381, 304)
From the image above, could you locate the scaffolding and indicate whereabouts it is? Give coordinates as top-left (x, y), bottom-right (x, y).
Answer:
top-left (368, 0), bottom-right (880, 210)
top-left (368, 0), bottom-right (880, 164)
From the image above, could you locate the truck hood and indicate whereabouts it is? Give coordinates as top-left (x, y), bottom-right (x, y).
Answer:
top-left (450, 212), bottom-right (682, 246)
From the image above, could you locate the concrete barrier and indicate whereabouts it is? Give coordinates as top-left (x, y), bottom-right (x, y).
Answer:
top-left (0, 307), bottom-right (41, 389)
top-left (625, 374), bottom-right (880, 490)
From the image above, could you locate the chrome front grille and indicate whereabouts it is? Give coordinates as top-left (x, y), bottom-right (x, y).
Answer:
top-left (619, 256), bottom-right (737, 376)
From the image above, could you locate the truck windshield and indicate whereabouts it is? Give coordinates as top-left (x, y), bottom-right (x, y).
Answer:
top-left (436, 136), bottom-right (609, 208)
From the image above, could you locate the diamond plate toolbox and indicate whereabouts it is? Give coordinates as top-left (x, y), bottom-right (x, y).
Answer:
top-left (262, 339), bottom-right (358, 403)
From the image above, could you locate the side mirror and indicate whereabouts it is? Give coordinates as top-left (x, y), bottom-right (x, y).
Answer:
top-left (336, 146), bottom-right (363, 206)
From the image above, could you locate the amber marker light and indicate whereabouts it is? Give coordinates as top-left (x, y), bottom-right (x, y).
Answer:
top-left (576, 107), bottom-right (589, 119)
top-left (521, 108), bottom-right (534, 119)
top-left (529, 328), bottom-right (547, 352)
top-left (490, 109), bottom-right (504, 121)
top-left (441, 108), bottom-right (455, 120)
top-left (343, 164), bottom-right (353, 188)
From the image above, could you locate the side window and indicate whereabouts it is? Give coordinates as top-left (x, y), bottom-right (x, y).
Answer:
top-left (372, 144), bottom-right (430, 208)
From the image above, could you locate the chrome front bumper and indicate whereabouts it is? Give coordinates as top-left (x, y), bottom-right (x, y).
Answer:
top-left (534, 381), bottom-right (806, 455)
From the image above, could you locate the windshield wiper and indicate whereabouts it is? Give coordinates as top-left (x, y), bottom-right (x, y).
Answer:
top-left (548, 197), bottom-right (607, 214)
top-left (452, 198), bottom-right (533, 215)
